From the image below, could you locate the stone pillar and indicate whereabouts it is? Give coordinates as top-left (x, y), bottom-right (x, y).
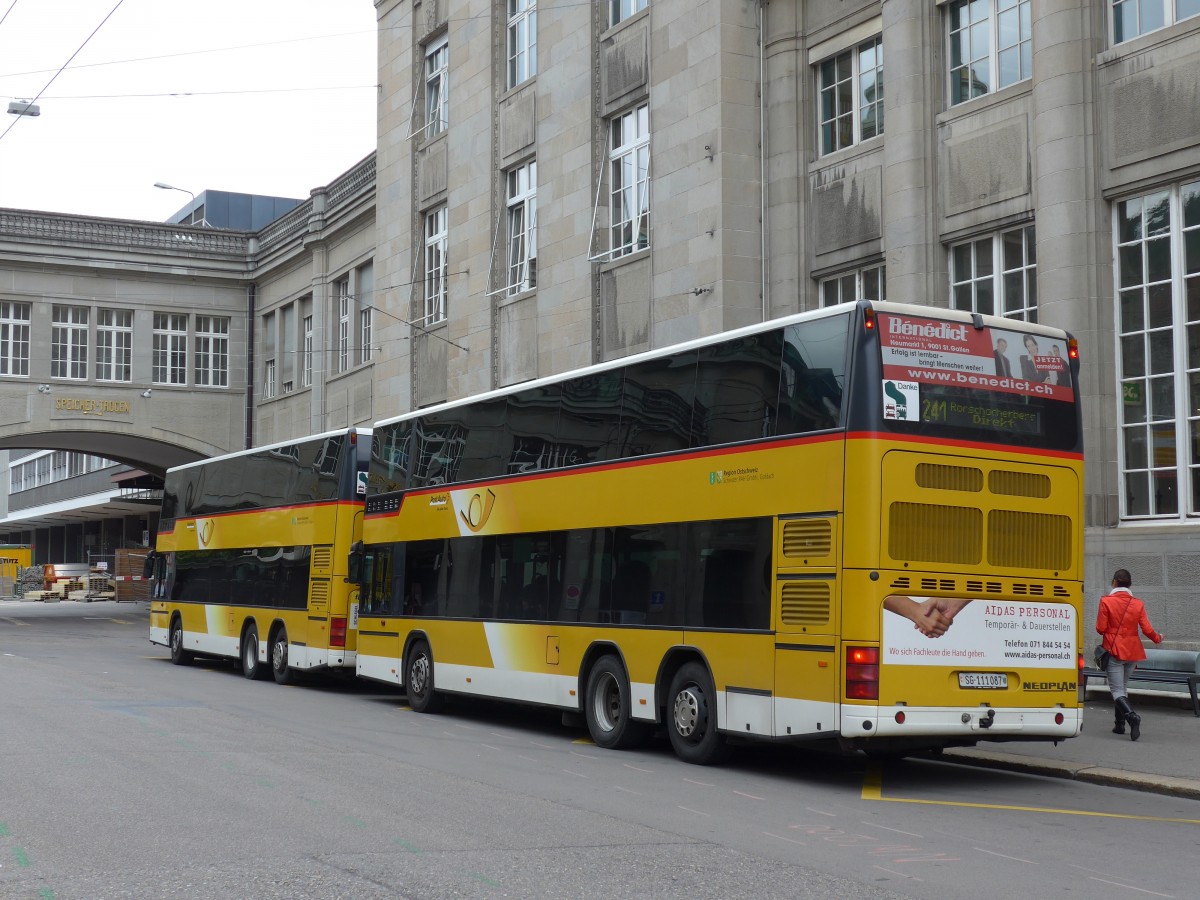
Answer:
top-left (880, 0), bottom-right (940, 307)
top-left (763, 0), bottom-right (804, 318)
top-left (1030, 1), bottom-right (1110, 525)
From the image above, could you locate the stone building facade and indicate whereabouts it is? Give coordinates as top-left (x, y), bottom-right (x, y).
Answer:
top-left (372, 0), bottom-right (1200, 639)
top-left (4, 1), bottom-right (1200, 640)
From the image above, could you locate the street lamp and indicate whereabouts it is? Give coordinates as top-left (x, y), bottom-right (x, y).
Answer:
top-left (153, 182), bottom-right (209, 227)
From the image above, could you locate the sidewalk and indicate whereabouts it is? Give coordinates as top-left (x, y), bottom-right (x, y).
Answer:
top-left (945, 687), bottom-right (1200, 799)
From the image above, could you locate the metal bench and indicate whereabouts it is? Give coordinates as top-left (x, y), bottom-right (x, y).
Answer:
top-left (1081, 648), bottom-right (1200, 717)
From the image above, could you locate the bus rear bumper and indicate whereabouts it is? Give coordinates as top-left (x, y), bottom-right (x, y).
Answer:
top-left (841, 704), bottom-right (1082, 740)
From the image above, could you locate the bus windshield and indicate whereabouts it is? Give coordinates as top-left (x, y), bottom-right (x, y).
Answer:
top-left (876, 311), bottom-right (1079, 452)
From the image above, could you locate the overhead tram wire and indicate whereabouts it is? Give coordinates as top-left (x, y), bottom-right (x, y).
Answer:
top-left (0, 0), bottom-right (126, 146)
top-left (0, 1), bottom-right (20, 30)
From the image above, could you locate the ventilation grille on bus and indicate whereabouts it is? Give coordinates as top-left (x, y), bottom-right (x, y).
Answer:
top-left (915, 463), bottom-right (983, 492)
top-left (310, 580), bottom-right (330, 605)
top-left (889, 503), bottom-right (983, 565)
top-left (987, 510), bottom-right (1072, 570)
top-left (890, 576), bottom-right (1071, 598)
top-left (780, 581), bottom-right (831, 627)
top-left (312, 546), bottom-right (333, 572)
top-left (781, 519), bottom-right (832, 560)
top-left (989, 470), bottom-right (1051, 498)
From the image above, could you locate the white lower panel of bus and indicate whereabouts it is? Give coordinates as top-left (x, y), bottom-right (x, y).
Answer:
top-left (158, 624), bottom-right (352, 672)
top-left (767, 696), bottom-right (841, 738)
top-left (358, 652), bottom-right (402, 686)
top-left (841, 705), bottom-right (1082, 739)
top-left (436, 662), bottom-right (590, 712)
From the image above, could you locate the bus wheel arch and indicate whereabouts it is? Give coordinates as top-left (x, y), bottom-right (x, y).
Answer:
top-left (269, 621), bottom-right (292, 686)
top-left (663, 655), bottom-right (731, 766)
top-left (168, 614), bottom-right (192, 666)
top-left (403, 634), bottom-right (444, 714)
top-left (583, 652), bottom-right (651, 750)
top-left (241, 621), bottom-right (264, 680)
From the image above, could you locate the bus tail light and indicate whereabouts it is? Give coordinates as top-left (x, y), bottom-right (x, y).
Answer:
top-left (331, 617), bottom-right (347, 648)
top-left (846, 646), bottom-right (879, 701)
top-left (863, 307), bottom-right (876, 331)
top-left (1067, 337), bottom-right (1079, 361)
top-left (1077, 652), bottom-right (1085, 671)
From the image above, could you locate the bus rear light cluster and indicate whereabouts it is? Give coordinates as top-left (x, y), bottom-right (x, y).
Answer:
top-left (330, 617), bottom-right (347, 648)
top-left (846, 646), bottom-right (879, 701)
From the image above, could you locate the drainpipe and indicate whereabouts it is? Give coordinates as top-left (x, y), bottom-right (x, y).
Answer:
top-left (245, 282), bottom-right (255, 449)
top-left (759, 0), bottom-right (769, 320)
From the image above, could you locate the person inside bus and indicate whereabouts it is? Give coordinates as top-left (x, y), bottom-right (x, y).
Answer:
top-left (404, 581), bottom-right (425, 616)
top-left (1096, 568), bottom-right (1163, 741)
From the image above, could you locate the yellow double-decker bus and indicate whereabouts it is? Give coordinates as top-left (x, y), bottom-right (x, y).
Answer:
top-left (352, 301), bottom-right (1083, 763)
top-left (150, 428), bottom-right (370, 684)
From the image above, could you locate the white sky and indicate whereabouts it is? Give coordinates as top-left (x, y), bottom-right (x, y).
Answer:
top-left (0, 0), bottom-right (377, 223)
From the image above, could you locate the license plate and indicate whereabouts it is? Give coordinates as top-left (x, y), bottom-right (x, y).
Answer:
top-left (958, 672), bottom-right (1008, 689)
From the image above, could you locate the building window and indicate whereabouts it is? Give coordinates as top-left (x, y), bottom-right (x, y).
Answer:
top-left (820, 264), bottom-right (886, 307)
top-left (153, 313), bottom-right (188, 385)
top-left (1115, 180), bottom-right (1200, 518)
top-left (948, 0), bottom-right (1032, 106)
top-left (424, 36), bottom-right (448, 139)
top-left (949, 226), bottom-right (1037, 321)
top-left (610, 104), bottom-right (650, 258)
top-left (264, 358), bottom-right (276, 400)
top-left (818, 37), bottom-right (883, 156)
top-left (610, 0), bottom-right (648, 26)
top-left (302, 314), bottom-right (313, 387)
top-left (0, 300), bottom-right (32, 377)
top-left (506, 160), bottom-right (538, 295)
top-left (262, 311), bottom-right (276, 399)
top-left (51, 305), bottom-right (89, 380)
top-left (360, 308), bottom-right (373, 364)
top-left (194, 316), bottom-right (229, 388)
top-left (508, 0), bottom-right (536, 88)
top-left (1114, 0), bottom-right (1200, 43)
top-left (425, 206), bottom-right (448, 325)
top-left (336, 279), bottom-right (351, 373)
top-left (95, 309), bottom-right (132, 382)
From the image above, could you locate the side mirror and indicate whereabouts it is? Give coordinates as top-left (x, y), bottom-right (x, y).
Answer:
top-left (347, 541), bottom-right (364, 583)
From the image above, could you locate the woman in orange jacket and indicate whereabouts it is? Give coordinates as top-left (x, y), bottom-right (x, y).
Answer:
top-left (1096, 568), bottom-right (1163, 741)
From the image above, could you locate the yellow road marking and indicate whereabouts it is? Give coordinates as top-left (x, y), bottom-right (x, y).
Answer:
top-left (573, 737), bottom-right (595, 745)
top-left (862, 763), bottom-right (1200, 825)
top-left (0, 617), bottom-right (30, 626)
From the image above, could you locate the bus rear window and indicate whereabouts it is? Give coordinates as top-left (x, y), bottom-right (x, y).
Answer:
top-left (876, 313), bottom-right (1078, 451)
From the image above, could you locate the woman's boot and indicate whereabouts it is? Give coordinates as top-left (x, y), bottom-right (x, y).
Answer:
top-left (1116, 697), bottom-right (1141, 741)
top-left (1112, 701), bottom-right (1126, 735)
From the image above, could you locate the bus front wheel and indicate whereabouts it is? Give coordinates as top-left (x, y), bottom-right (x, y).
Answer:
top-left (585, 655), bottom-right (650, 750)
top-left (667, 662), bottom-right (731, 765)
top-left (405, 640), bottom-right (444, 713)
top-left (241, 624), bottom-right (264, 680)
top-left (169, 617), bottom-right (192, 666)
top-left (271, 627), bottom-right (292, 685)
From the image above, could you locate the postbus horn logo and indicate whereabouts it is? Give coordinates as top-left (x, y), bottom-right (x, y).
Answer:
top-left (460, 489), bottom-right (497, 533)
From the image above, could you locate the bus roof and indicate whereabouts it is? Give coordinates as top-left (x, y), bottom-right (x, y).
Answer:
top-left (372, 300), bottom-right (1075, 430)
top-left (164, 426), bottom-right (372, 475)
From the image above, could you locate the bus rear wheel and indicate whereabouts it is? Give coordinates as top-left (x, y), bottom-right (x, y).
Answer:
top-left (241, 624), bottom-right (263, 680)
top-left (405, 640), bottom-right (444, 713)
top-left (667, 662), bottom-right (731, 765)
top-left (169, 617), bottom-right (192, 666)
top-left (585, 655), bottom-right (650, 750)
top-left (271, 627), bottom-right (292, 685)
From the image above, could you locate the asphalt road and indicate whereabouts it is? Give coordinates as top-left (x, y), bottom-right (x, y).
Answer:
top-left (1, 600), bottom-right (1197, 899)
